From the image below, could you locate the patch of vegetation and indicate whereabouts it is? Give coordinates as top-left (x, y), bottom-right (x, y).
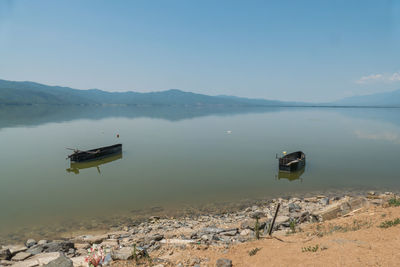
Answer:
top-left (255, 217), bottom-right (260, 240)
top-left (249, 247), bottom-right (261, 256)
top-left (302, 244), bottom-right (319, 253)
top-left (388, 198), bottom-right (400, 207)
top-left (132, 244), bottom-right (138, 263)
top-left (289, 219), bottom-right (296, 234)
top-left (379, 218), bottom-right (400, 229)
top-left (313, 220), bottom-right (372, 237)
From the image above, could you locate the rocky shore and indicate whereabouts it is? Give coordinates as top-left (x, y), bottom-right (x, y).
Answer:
top-left (0, 191), bottom-right (397, 267)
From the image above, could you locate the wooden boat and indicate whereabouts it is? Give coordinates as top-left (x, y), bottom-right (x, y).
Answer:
top-left (67, 152), bottom-right (122, 174)
top-left (278, 151), bottom-right (305, 172)
top-left (67, 144), bottom-right (122, 163)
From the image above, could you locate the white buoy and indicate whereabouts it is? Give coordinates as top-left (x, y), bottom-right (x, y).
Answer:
top-left (226, 130), bottom-right (232, 134)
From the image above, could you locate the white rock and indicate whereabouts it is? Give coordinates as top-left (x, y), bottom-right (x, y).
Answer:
top-left (240, 229), bottom-right (253, 236)
top-left (3, 245), bottom-right (27, 255)
top-left (10, 252), bottom-right (60, 267)
top-left (71, 256), bottom-right (86, 267)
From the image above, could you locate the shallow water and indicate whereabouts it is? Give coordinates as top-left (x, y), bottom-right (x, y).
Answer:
top-left (0, 105), bottom-right (399, 243)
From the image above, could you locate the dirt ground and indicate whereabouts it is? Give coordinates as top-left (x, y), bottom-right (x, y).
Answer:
top-left (112, 204), bottom-right (400, 267)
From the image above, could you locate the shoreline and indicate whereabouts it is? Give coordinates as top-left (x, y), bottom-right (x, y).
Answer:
top-left (1, 190), bottom-right (398, 266)
top-left (1, 187), bottom-right (396, 246)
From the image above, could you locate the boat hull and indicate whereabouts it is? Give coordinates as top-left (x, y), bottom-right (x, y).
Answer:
top-left (278, 151), bottom-right (306, 172)
top-left (68, 144), bottom-right (122, 163)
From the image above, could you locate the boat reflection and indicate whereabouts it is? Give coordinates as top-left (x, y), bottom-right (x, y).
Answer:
top-left (66, 152), bottom-right (122, 174)
top-left (276, 167), bottom-right (305, 182)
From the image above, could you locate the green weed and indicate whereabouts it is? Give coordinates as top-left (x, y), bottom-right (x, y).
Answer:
top-left (379, 218), bottom-right (400, 228)
top-left (249, 247), bottom-right (261, 256)
top-left (255, 217), bottom-right (260, 240)
top-left (302, 244), bottom-right (319, 253)
top-left (289, 219), bottom-right (296, 234)
top-left (388, 198), bottom-right (400, 207)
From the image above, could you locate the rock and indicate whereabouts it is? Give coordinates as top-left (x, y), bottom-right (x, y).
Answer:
top-left (313, 197), bottom-right (369, 221)
top-left (240, 219), bottom-right (266, 230)
top-left (107, 230), bottom-right (129, 239)
top-left (249, 211), bottom-right (264, 219)
top-left (101, 239), bottom-right (119, 248)
top-left (112, 247), bottom-right (133, 260)
top-left (200, 227), bottom-right (225, 234)
top-left (0, 248), bottom-right (11, 260)
top-left (43, 254), bottom-right (73, 267)
top-left (189, 257), bottom-right (201, 266)
top-left (76, 248), bottom-right (88, 256)
top-left (12, 251), bottom-right (32, 261)
top-left (370, 199), bottom-right (383, 205)
top-left (320, 197), bottom-right (330, 206)
top-left (67, 248), bottom-right (75, 256)
top-left (26, 244), bottom-right (44, 255)
top-left (74, 243), bottom-right (90, 250)
top-left (304, 197), bottom-right (318, 203)
top-left (288, 203), bottom-right (301, 212)
top-left (151, 243), bottom-right (161, 251)
top-left (0, 259), bottom-right (13, 266)
top-left (216, 258), bottom-right (232, 267)
top-left (275, 215), bottom-right (290, 225)
top-left (240, 229), bottom-right (253, 236)
top-left (298, 211), bottom-right (310, 223)
top-left (82, 234), bottom-right (109, 244)
top-left (8, 252), bottom-right (61, 267)
top-left (151, 233), bottom-right (164, 241)
top-left (25, 239), bottom-right (37, 248)
top-left (160, 239), bottom-right (195, 245)
top-left (5, 245), bottom-right (27, 255)
top-left (43, 241), bottom-right (74, 253)
top-left (201, 234), bottom-right (210, 241)
top-left (349, 197), bottom-right (369, 210)
top-left (71, 256), bottom-right (86, 267)
top-left (38, 240), bottom-right (48, 245)
top-left (220, 229), bottom-right (238, 236)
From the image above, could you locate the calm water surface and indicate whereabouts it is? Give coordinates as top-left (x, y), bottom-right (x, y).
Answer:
top-left (1, 106), bottom-right (400, 242)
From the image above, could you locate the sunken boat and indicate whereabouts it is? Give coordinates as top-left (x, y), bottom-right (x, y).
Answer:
top-left (67, 144), bottom-right (122, 163)
top-left (278, 151), bottom-right (305, 172)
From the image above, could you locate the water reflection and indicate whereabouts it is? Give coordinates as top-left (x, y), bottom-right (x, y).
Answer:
top-left (276, 167), bottom-right (305, 182)
top-left (66, 152), bottom-right (122, 174)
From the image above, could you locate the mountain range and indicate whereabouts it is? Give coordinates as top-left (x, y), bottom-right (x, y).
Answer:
top-left (0, 79), bottom-right (399, 107)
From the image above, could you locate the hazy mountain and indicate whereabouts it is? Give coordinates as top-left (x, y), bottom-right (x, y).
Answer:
top-left (0, 79), bottom-right (290, 106)
top-left (333, 89), bottom-right (400, 107)
top-left (1, 79), bottom-right (399, 107)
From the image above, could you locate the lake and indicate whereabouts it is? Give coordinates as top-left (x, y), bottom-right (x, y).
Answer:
top-left (1, 105), bottom-right (400, 244)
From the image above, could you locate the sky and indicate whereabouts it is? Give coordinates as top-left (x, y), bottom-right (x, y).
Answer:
top-left (0, 0), bottom-right (399, 102)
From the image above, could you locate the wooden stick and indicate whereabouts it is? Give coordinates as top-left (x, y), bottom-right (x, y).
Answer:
top-left (268, 203), bottom-right (281, 236)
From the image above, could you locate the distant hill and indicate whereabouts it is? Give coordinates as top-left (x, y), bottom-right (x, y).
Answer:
top-left (0, 79), bottom-right (292, 106)
top-left (1, 78), bottom-right (399, 107)
top-left (333, 89), bottom-right (400, 107)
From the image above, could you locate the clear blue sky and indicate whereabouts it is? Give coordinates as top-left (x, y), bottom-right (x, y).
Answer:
top-left (0, 0), bottom-right (399, 102)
